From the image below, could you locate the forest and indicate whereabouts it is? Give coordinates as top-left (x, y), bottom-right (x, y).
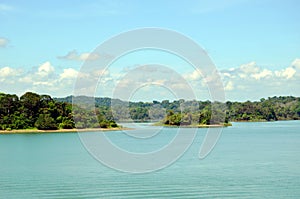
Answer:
top-left (59, 95), bottom-right (300, 125)
top-left (1, 92), bottom-right (300, 130)
top-left (0, 92), bottom-right (117, 130)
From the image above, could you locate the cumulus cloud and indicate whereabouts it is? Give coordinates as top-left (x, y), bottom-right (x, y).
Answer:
top-left (219, 59), bottom-right (300, 100)
top-left (36, 62), bottom-right (55, 77)
top-left (252, 69), bottom-right (273, 80)
top-left (1, 58), bottom-right (300, 100)
top-left (221, 61), bottom-right (298, 81)
top-left (274, 67), bottom-right (296, 79)
top-left (239, 61), bottom-right (259, 74)
top-left (0, 37), bottom-right (9, 47)
top-left (60, 68), bottom-right (79, 79)
top-left (183, 69), bottom-right (202, 81)
top-left (181, 58), bottom-right (300, 101)
top-left (58, 50), bottom-right (101, 61)
top-left (0, 62), bottom-right (80, 96)
top-left (0, 67), bottom-right (17, 78)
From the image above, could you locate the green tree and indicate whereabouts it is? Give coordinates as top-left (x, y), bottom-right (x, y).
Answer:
top-left (20, 92), bottom-right (41, 126)
top-left (35, 114), bottom-right (58, 130)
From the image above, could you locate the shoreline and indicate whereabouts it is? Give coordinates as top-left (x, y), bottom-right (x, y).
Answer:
top-left (0, 127), bottom-right (129, 134)
top-left (2, 120), bottom-right (298, 134)
top-left (0, 123), bottom-right (230, 134)
top-left (153, 123), bottom-right (232, 128)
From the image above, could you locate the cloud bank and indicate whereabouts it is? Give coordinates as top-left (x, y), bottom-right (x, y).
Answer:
top-left (0, 59), bottom-right (299, 101)
top-left (183, 59), bottom-right (300, 101)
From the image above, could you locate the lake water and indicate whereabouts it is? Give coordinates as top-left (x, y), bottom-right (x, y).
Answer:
top-left (0, 121), bottom-right (299, 198)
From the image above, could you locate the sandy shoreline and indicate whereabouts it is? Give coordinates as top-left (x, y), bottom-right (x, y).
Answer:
top-left (0, 127), bottom-right (129, 134)
top-left (0, 123), bottom-right (232, 134)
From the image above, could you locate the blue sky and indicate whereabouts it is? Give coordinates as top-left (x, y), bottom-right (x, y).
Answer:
top-left (0, 0), bottom-right (300, 101)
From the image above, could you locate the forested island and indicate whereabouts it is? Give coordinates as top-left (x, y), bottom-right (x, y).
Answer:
top-left (1, 92), bottom-right (300, 131)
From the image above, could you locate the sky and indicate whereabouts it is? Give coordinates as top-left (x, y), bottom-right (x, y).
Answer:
top-left (0, 0), bottom-right (300, 102)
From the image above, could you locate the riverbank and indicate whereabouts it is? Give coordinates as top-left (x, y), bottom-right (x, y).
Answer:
top-left (0, 127), bottom-right (128, 134)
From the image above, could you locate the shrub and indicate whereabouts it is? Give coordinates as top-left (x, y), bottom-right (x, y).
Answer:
top-left (99, 121), bottom-right (109, 128)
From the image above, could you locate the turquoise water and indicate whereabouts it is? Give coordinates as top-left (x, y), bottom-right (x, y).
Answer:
top-left (0, 121), bottom-right (299, 198)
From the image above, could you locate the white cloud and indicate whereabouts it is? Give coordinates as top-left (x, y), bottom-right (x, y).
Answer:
top-left (1, 58), bottom-right (300, 100)
top-left (0, 67), bottom-right (16, 77)
top-left (187, 60), bottom-right (300, 101)
top-left (251, 69), bottom-right (273, 80)
top-left (0, 37), bottom-right (9, 47)
top-left (79, 52), bottom-right (100, 61)
top-left (224, 81), bottom-right (234, 91)
top-left (0, 62), bottom-right (78, 96)
top-left (58, 50), bottom-right (101, 61)
top-left (0, 66), bottom-right (23, 84)
top-left (36, 62), bottom-right (55, 77)
top-left (184, 69), bottom-right (202, 81)
top-left (60, 68), bottom-right (79, 79)
top-left (275, 67), bottom-right (296, 79)
top-left (221, 61), bottom-right (294, 80)
top-left (239, 61), bottom-right (259, 74)
top-left (222, 72), bottom-right (231, 78)
top-left (218, 59), bottom-right (300, 100)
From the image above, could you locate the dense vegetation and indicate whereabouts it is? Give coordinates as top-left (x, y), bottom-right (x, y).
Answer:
top-left (56, 95), bottom-right (300, 126)
top-left (0, 92), bottom-right (117, 130)
top-left (1, 92), bottom-right (299, 130)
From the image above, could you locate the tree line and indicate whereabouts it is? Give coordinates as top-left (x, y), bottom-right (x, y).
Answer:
top-left (56, 95), bottom-right (300, 126)
top-left (1, 92), bottom-right (299, 130)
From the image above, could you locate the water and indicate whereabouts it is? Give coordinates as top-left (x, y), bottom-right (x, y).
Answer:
top-left (0, 121), bottom-right (299, 198)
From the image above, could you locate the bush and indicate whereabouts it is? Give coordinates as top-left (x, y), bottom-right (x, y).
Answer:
top-left (59, 118), bottom-right (75, 129)
top-left (110, 121), bottom-right (118, 128)
top-left (99, 121), bottom-right (109, 128)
